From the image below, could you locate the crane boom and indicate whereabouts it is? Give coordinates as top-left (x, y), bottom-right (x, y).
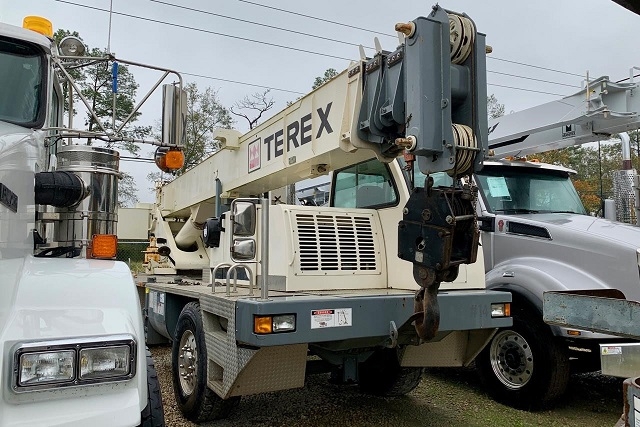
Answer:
top-left (488, 75), bottom-right (640, 157)
top-left (158, 67), bottom-right (372, 218)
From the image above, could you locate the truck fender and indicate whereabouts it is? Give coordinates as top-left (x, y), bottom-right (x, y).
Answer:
top-left (486, 259), bottom-right (614, 337)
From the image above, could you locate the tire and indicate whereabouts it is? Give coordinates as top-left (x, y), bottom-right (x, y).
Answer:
top-left (139, 347), bottom-right (164, 427)
top-left (172, 302), bottom-right (240, 423)
top-left (476, 306), bottom-right (570, 410)
top-left (358, 348), bottom-right (423, 397)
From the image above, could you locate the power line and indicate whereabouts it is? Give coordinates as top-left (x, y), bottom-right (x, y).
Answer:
top-left (487, 56), bottom-right (584, 78)
top-left (54, 0), bottom-right (356, 61)
top-left (488, 83), bottom-right (566, 97)
top-left (237, 0), bottom-right (585, 78)
top-left (181, 72), bottom-right (306, 95)
top-left (488, 70), bottom-right (580, 88)
top-left (148, 0), bottom-right (375, 50)
top-left (143, 0), bottom-right (580, 90)
top-left (236, 0), bottom-right (394, 38)
top-left (55, 0), bottom-right (571, 98)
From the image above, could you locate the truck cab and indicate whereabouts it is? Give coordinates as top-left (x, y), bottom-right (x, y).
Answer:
top-left (471, 158), bottom-right (640, 408)
top-left (0, 18), bottom-right (164, 426)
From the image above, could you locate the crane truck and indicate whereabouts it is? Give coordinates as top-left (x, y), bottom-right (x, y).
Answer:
top-left (281, 71), bottom-right (640, 409)
top-left (139, 5), bottom-right (513, 423)
top-left (0, 15), bottom-right (189, 426)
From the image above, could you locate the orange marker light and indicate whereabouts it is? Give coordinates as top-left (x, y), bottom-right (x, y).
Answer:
top-left (254, 316), bottom-right (273, 334)
top-left (154, 147), bottom-right (184, 172)
top-left (90, 234), bottom-right (118, 259)
top-left (23, 16), bottom-right (53, 38)
top-left (165, 149), bottom-right (185, 171)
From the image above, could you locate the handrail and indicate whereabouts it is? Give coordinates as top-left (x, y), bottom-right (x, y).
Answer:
top-left (211, 262), bottom-right (232, 293)
top-left (226, 264), bottom-right (254, 296)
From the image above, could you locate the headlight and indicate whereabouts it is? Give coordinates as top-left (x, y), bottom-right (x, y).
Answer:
top-left (254, 314), bottom-right (297, 334)
top-left (19, 350), bottom-right (75, 385)
top-left (80, 346), bottom-right (131, 380)
top-left (13, 335), bottom-right (136, 393)
top-left (491, 303), bottom-right (511, 317)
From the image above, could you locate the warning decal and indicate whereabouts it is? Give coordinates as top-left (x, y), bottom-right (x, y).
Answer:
top-left (601, 346), bottom-right (622, 355)
top-left (311, 308), bottom-right (352, 329)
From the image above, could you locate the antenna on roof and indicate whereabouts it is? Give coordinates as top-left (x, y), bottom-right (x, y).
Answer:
top-left (107, 0), bottom-right (113, 54)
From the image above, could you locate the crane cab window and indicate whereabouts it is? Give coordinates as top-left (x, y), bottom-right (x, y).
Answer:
top-left (332, 159), bottom-right (398, 209)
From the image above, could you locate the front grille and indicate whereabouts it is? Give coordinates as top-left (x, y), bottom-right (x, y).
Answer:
top-left (295, 212), bottom-right (378, 273)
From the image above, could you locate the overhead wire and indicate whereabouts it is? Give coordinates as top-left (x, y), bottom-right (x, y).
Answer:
top-left (180, 72), bottom-right (306, 95)
top-left (235, 0), bottom-right (394, 38)
top-left (487, 56), bottom-right (584, 78)
top-left (487, 83), bottom-right (565, 97)
top-left (235, 0), bottom-right (585, 78)
top-left (55, 0), bottom-right (574, 97)
top-left (147, 0), bottom-right (375, 50)
top-left (54, 0), bottom-right (355, 61)
top-left (488, 70), bottom-right (579, 88)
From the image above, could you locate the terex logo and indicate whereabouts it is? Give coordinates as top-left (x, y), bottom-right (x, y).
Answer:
top-left (263, 102), bottom-right (333, 161)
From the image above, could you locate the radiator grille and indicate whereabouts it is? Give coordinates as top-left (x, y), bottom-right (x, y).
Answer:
top-left (294, 213), bottom-right (378, 273)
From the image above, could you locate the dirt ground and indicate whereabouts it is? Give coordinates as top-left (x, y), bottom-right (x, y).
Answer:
top-left (151, 345), bottom-right (624, 427)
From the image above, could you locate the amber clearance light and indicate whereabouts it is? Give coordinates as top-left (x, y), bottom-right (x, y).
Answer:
top-left (23, 16), bottom-right (54, 38)
top-left (154, 147), bottom-right (185, 173)
top-left (90, 234), bottom-right (118, 259)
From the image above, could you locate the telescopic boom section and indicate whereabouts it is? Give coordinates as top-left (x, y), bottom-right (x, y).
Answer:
top-left (157, 5), bottom-right (488, 340)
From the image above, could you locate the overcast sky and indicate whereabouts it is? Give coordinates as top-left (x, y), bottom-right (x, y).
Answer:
top-left (2, 0), bottom-right (639, 203)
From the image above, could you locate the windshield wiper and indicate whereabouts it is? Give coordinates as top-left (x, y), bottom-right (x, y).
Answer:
top-left (542, 210), bottom-right (581, 214)
top-left (493, 208), bottom-right (540, 214)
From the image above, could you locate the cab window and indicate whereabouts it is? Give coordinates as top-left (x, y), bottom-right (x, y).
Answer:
top-left (333, 159), bottom-right (398, 208)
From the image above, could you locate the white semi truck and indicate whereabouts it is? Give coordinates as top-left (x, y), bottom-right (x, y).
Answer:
top-left (0, 16), bottom-right (188, 426)
top-left (140, 6), bottom-right (513, 423)
top-left (472, 74), bottom-right (640, 409)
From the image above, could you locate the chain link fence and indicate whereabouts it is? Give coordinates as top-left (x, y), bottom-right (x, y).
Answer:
top-left (117, 240), bottom-right (148, 273)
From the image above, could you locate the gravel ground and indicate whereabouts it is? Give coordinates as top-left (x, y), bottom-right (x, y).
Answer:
top-left (151, 344), bottom-right (624, 427)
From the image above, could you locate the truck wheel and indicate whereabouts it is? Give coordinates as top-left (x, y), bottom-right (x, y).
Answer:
top-left (476, 307), bottom-right (570, 409)
top-left (139, 347), bottom-right (164, 427)
top-left (358, 348), bottom-right (423, 396)
top-left (172, 302), bottom-right (240, 422)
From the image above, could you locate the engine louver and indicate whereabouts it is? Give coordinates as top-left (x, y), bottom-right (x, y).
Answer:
top-left (507, 221), bottom-right (551, 239)
top-left (294, 213), bottom-right (378, 273)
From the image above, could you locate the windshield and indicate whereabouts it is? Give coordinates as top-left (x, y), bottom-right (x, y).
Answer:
top-left (475, 166), bottom-right (587, 215)
top-left (0, 37), bottom-right (45, 127)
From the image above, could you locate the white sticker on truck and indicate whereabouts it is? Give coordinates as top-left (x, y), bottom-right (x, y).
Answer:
top-left (486, 176), bottom-right (510, 198)
top-left (311, 308), bottom-right (352, 329)
top-left (601, 346), bottom-right (622, 355)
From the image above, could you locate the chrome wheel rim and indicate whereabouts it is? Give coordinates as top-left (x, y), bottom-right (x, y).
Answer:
top-left (489, 329), bottom-right (534, 389)
top-left (178, 329), bottom-right (198, 395)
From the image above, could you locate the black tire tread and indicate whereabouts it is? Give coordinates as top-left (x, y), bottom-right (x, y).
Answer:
top-left (140, 347), bottom-right (165, 427)
top-left (172, 302), bottom-right (240, 423)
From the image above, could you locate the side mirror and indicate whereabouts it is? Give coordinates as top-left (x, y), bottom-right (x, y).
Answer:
top-left (232, 202), bottom-right (256, 236)
top-left (162, 84), bottom-right (187, 147)
top-left (231, 238), bottom-right (256, 261)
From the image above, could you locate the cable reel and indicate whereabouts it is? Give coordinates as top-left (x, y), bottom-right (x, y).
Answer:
top-left (449, 14), bottom-right (475, 65)
top-left (450, 124), bottom-right (477, 177)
